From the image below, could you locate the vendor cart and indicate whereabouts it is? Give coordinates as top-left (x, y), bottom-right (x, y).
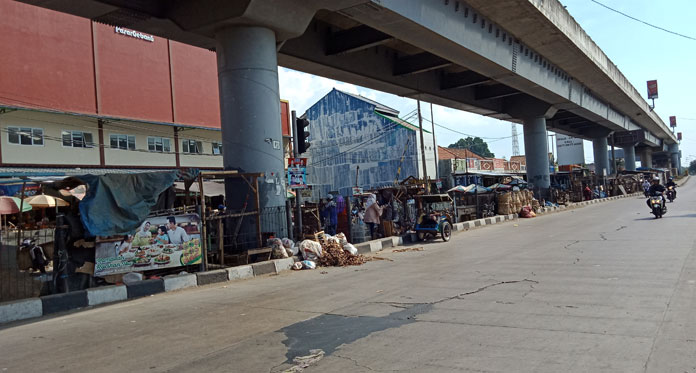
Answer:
top-left (413, 194), bottom-right (453, 242)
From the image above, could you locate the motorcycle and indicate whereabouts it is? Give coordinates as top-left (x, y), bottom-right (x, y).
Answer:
top-left (648, 195), bottom-right (667, 219)
top-left (666, 186), bottom-right (676, 202)
top-left (20, 238), bottom-right (47, 274)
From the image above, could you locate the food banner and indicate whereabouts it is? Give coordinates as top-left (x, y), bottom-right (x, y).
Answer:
top-left (94, 214), bottom-right (202, 276)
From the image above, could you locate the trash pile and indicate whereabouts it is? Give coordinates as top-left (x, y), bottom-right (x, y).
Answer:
top-left (497, 189), bottom-right (542, 218)
top-left (268, 231), bottom-right (366, 270)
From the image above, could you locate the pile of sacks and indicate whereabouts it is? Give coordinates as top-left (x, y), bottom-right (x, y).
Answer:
top-left (268, 237), bottom-right (298, 259)
top-left (498, 189), bottom-right (541, 216)
top-left (287, 233), bottom-right (365, 270)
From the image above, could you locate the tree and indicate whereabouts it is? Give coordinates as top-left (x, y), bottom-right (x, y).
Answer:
top-left (689, 160), bottom-right (696, 175)
top-left (448, 137), bottom-right (494, 158)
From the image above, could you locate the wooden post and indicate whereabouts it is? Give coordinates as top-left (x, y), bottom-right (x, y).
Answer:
top-left (16, 181), bottom-right (26, 247)
top-left (197, 175), bottom-right (208, 270)
top-left (218, 218), bottom-right (224, 266)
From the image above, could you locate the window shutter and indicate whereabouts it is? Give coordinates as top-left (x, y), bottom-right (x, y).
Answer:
top-left (62, 131), bottom-right (72, 147)
top-left (196, 141), bottom-right (202, 154)
top-left (84, 133), bottom-right (94, 148)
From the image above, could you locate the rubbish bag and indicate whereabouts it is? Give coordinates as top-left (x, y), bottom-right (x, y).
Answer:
top-left (268, 238), bottom-right (288, 259)
top-left (299, 240), bottom-right (323, 261)
top-left (282, 238), bottom-right (299, 257)
top-left (343, 243), bottom-right (358, 256)
top-left (301, 260), bottom-right (317, 270)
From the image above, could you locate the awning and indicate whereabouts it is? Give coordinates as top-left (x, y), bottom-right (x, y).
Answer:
top-left (174, 181), bottom-right (225, 197)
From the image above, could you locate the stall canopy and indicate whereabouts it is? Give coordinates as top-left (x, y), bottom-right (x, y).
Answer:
top-left (448, 184), bottom-right (490, 194)
top-left (76, 171), bottom-right (181, 237)
top-left (174, 181), bottom-right (225, 197)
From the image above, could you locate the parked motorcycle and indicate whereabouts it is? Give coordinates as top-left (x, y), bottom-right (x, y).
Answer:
top-left (648, 195), bottom-right (667, 219)
top-left (20, 238), bottom-right (47, 274)
top-left (666, 186), bottom-right (676, 202)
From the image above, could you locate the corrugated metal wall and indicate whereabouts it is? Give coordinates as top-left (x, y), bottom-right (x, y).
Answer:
top-left (305, 90), bottom-right (418, 199)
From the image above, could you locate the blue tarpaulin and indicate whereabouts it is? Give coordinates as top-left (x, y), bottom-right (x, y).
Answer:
top-left (78, 171), bottom-right (180, 237)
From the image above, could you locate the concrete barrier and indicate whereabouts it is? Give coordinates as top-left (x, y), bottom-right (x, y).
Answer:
top-left (252, 261), bottom-right (277, 276)
top-left (391, 236), bottom-right (403, 247)
top-left (273, 258), bottom-right (295, 273)
top-left (227, 265), bottom-right (254, 281)
top-left (126, 279), bottom-right (165, 299)
top-left (195, 269), bottom-right (229, 286)
top-left (87, 285), bottom-right (127, 306)
top-left (42, 290), bottom-right (88, 315)
top-left (163, 274), bottom-right (197, 292)
top-left (0, 298), bottom-right (42, 324)
top-left (369, 240), bottom-right (383, 253)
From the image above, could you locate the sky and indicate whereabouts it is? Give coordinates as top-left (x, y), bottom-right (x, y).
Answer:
top-left (277, 0), bottom-right (696, 165)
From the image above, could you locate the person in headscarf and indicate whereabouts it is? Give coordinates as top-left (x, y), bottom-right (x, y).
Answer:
top-left (322, 194), bottom-right (338, 235)
top-left (364, 194), bottom-right (383, 240)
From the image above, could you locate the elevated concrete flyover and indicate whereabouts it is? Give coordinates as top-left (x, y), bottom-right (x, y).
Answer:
top-left (18, 0), bottom-right (679, 193)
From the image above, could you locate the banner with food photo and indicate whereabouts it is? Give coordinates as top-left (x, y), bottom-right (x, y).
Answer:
top-left (94, 214), bottom-right (202, 276)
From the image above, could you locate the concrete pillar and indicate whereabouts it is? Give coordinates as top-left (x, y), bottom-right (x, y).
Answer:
top-left (639, 148), bottom-right (653, 169)
top-left (622, 145), bottom-right (636, 171)
top-left (522, 116), bottom-right (550, 198)
top-left (215, 26), bottom-right (287, 238)
top-left (592, 136), bottom-right (609, 177)
top-left (669, 143), bottom-right (680, 174)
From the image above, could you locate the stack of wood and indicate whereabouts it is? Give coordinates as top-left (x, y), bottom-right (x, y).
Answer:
top-left (318, 240), bottom-right (367, 267)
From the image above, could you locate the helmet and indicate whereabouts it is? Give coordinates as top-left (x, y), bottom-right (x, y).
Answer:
top-left (327, 194), bottom-right (334, 200)
top-left (653, 176), bottom-right (660, 181)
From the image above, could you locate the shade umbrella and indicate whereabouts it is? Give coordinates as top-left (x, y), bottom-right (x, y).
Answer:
top-left (24, 194), bottom-right (70, 208)
top-left (0, 196), bottom-right (32, 215)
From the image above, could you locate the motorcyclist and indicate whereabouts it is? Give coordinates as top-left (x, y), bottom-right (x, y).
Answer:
top-left (665, 177), bottom-right (677, 200)
top-left (642, 179), bottom-right (650, 194)
top-left (646, 176), bottom-right (666, 209)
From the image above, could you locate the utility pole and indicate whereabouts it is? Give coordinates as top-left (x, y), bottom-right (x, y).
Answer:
top-left (291, 110), bottom-right (302, 238)
top-left (430, 102), bottom-right (438, 180)
top-left (417, 99), bottom-right (428, 192)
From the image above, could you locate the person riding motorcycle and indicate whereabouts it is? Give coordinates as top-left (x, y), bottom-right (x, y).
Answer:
top-left (665, 177), bottom-right (677, 200)
top-left (642, 179), bottom-right (651, 197)
top-left (646, 177), bottom-right (666, 209)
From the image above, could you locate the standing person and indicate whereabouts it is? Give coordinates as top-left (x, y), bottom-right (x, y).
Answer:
top-left (166, 216), bottom-right (190, 245)
top-left (322, 194), bottom-right (338, 235)
top-left (364, 194), bottom-right (383, 240)
top-left (583, 184), bottom-right (592, 201)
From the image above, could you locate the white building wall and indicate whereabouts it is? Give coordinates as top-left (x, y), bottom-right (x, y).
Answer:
top-left (104, 121), bottom-right (176, 167)
top-left (415, 130), bottom-right (438, 180)
top-left (178, 128), bottom-right (223, 168)
top-left (0, 110), bottom-right (100, 165)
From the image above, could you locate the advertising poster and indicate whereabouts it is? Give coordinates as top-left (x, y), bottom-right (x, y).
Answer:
top-left (555, 134), bottom-right (585, 166)
top-left (94, 214), bottom-right (202, 276)
top-left (647, 80), bottom-right (658, 99)
top-left (288, 157), bottom-right (307, 189)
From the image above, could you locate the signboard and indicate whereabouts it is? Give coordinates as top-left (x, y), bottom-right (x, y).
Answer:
top-left (435, 179), bottom-right (443, 189)
top-left (288, 158), bottom-right (307, 189)
top-left (669, 116), bottom-right (677, 127)
top-left (94, 214), bottom-right (202, 277)
top-left (614, 130), bottom-right (645, 146)
top-left (678, 132), bottom-right (682, 141)
top-left (647, 80), bottom-right (658, 99)
top-left (555, 134), bottom-right (584, 166)
top-left (351, 186), bottom-right (364, 195)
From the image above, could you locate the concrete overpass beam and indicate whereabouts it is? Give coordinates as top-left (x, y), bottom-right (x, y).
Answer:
top-left (440, 71), bottom-right (490, 90)
top-left (592, 136), bottom-right (609, 177)
top-left (215, 26), bottom-right (285, 214)
top-left (394, 53), bottom-right (452, 76)
top-left (623, 145), bottom-right (636, 172)
top-left (326, 25), bottom-right (393, 55)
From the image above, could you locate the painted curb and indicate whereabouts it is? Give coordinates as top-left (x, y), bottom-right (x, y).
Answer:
top-left (252, 261), bottom-right (276, 276)
top-left (274, 258), bottom-right (295, 273)
top-left (42, 290), bottom-right (88, 315)
top-left (126, 279), bottom-right (164, 299)
top-left (163, 274), bottom-right (197, 292)
top-left (0, 298), bottom-right (42, 324)
top-left (227, 265), bottom-right (254, 281)
top-left (87, 285), bottom-right (127, 306)
top-left (196, 269), bottom-right (229, 286)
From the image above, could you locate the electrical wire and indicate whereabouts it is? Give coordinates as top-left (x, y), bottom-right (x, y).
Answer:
top-left (587, 0), bottom-right (696, 41)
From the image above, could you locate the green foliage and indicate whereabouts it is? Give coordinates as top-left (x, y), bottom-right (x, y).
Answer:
top-left (447, 137), bottom-right (494, 158)
top-left (689, 160), bottom-right (696, 175)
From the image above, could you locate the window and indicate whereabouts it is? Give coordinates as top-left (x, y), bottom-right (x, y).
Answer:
top-left (212, 142), bottom-right (223, 155)
top-left (109, 134), bottom-right (136, 150)
top-left (147, 136), bottom-right (171, 153)
top-left (8, 127), bottom-right (43, 146)
top-left (182, 139), bottom-right (203, 154)
top-left (62, 130), bottom-right (93, 148)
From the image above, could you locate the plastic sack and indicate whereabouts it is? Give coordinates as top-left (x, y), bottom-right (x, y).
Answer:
top-left (268, 237), bottom-right (288, 259)
top-left (292, 262), bottom-right (303, 270)
top-left (343, 243), bottom-right (358, 256)
top-left (122, 272), bottom-right (143, 285)
top-left (301, 260), bottom-right (317, 270)
top-left (299, 240), bottom-right (323, 261)
top-left (335, 233), bottom-right (349, 247)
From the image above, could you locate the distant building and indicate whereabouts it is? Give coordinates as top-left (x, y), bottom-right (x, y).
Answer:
top-left (438, 146), bottom-right (527, 188)
top-left (303, 89), bottom-right (437, 198)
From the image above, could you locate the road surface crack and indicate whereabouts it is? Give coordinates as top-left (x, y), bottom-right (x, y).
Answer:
top-left (564, 240), bottom-right (580, 250)
top-left (443, 279), bottom-right (539, 303)
top-left (599, 233), bottom-right (608, 241)
top-left (333, 354), bottom-right (402, 372)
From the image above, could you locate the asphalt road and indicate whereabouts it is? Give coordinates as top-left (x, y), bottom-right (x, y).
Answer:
top-left (2, 181), bottom-right (695, 372)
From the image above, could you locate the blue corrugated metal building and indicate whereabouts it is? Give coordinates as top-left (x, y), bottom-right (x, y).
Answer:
top-left (304, 89), bottom-right (436, 199)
